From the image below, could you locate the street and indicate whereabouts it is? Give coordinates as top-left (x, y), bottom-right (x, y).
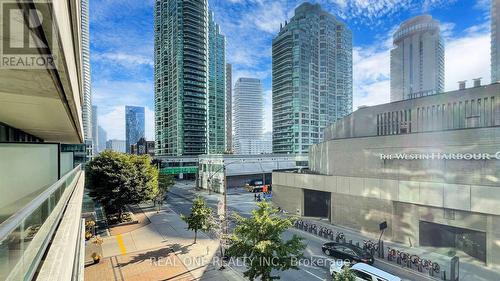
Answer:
top-left (165, 181), bottom-right (439, 281)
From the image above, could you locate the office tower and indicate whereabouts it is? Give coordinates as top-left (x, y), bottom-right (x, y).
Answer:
top-left (390, 15), bottom-right (444, 101)
top-left (125, 106), bottom-right (145, 153)
top-left (233, 78), bottom-right (264, 154)
top-left (92, 105), bottom-right (98, 154)
top-left (492, 0), bottom-right (500, 82)
top-left (154, 0), bottom-right (208, 156)
top-left (81, 0), bottom-right (92, 145)
top-left (272, 3), bottom-right (353, 154)
top-left (208, 11), bottom-right (226, 154)
top-left (97, 125), bottom-right (107, 152)
top-left (225, 63), bottom-right (233, 153)
top-left (106, 139), bottom-right (126, 153)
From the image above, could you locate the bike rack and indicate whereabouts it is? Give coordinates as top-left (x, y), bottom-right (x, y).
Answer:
top-left (293, 220), bottom-right (452, 280)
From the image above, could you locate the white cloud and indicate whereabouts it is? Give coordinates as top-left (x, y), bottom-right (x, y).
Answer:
top-left (245, 1), bottom-right (288, 33)
top-left (94, 52), bottom-right (153, 68)
top-left (444, 29), bottom-right (490, 91)
top-left (352, 21), bottom-right (491, 110)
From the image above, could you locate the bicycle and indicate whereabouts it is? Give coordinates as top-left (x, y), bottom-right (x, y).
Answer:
top-left (335, 232), bottom-right (345, 243)
top-left (387, 247), bottom-right (396, 261)
top-left (410, 255), bottom-right (422, 271)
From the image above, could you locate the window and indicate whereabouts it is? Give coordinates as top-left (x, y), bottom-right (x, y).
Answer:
top-left (352, 270), bottom-right (372, 281)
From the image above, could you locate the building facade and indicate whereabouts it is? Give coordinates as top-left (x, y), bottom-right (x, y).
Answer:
top-left (125, 106), bottom-right (145, 153)
top-left (198, 154), bottom-right (308, 192)
top-left (97, 125), bottom-right (107, 153)
top-left (234, 78), bottom-right (264, 155)
top-left (154, 0), bottom-right (209, 156)
top-left (272, 3), bottom-right (353, 155)
top-left (273, 82), bottom-right (500, 267)
top-left (91, 105), bottom-right (98, 154)
top-left (131, 137), bottom-right (155, 157)
top-left (106, 139), bottom-right (126, 153)
top-left (208, 11), bottom-right (226, 154)
top-left (492, 0), bottom-right (500, 83)
top-left (0, 2), bottom-right (86, 279)
top-left (390, 15), bottom-right (444, 102)
top-left (226, 63), bottom-right (233, 153)
top-left (81, 0), bottom-right (92, 147)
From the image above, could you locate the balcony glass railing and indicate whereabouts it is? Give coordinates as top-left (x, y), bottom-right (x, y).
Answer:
top-left (0, 165), bottom-right (81, 281)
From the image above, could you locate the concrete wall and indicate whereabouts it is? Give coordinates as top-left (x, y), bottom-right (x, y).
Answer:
top-left (324, 83), bottom-right (500, 140)
top-left (310, 126), bottom-right (500, 188)
top-left (273, 171), bottom-right (500, 266)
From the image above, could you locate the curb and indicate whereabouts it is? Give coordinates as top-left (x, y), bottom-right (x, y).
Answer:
top-left (289, 228), bottom-right (439, 281)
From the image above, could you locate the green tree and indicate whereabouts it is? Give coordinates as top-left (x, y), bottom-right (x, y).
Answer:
top-left (333, 264), bottom-right (356, 281)
top-left (181, 196), bottom-right (214, 243)
top-left (155, 173), bottom-right (175, 209)
top-left (227, 202), bottom-right (305, 281)
top-left (85, 151), bottom-right (159, 222)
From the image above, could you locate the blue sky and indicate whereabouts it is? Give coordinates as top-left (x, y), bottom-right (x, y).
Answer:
top-left (90, 0), bottom-right (491, 140)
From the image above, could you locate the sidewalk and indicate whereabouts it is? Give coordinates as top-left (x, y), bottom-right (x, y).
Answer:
top-left (298, 218), bottom-right (500, 281)
top-left (84, 202), bottom-right (244, 281)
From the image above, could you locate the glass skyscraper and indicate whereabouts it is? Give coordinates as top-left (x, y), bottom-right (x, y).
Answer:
top-left (390, 15), bottom-right (444, 101)
top-left (233, 78), bottom-right (264, 155)
top-left (272, 3), bottom-right (353, 155)
top-left (125, 106), bottom-right (145, 153)
top-left (226, 63), bottom-right (233, 153)
top-left (154, 0), bottom-right (225, 156)
top-left (208, 11), bottom-right (226, 154)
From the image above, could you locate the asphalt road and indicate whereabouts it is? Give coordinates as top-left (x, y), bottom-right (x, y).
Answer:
top-left (166, 182), bottom-right (435, 281)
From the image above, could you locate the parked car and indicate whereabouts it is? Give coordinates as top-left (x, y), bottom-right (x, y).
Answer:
top-left (321, 242), bottom-right (374, 265)
top-left (330, 261), bottom-right (401, 281)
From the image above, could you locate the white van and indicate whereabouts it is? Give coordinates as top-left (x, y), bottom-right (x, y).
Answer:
top-left (330, 261), bottom-right (402, 281)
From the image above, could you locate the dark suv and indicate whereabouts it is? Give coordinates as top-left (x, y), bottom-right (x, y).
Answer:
top-left (322, 242), bottom-right (374, 265)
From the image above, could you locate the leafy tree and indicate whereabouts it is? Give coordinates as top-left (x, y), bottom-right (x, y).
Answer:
top-left (85, 151), bottom-right (158, 222)
top-left (181, 196), bottom-right (214, 243)
top-left (157, 174), bottom-right (175, 203)
top-left (227, 202), bottom-right (305, 281)
top-left (333, 264), bottom-right (356, 281)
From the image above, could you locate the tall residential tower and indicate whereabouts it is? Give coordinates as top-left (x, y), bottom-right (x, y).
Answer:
top-left (208, 11), bottom-right (226, 154)
top-left (81, 0), bottom-right (92, 144)
top-left (390, 15), bottom-right (444, 101)
top-left (233, 78), bottom-right (264, 155)
top-left (225, 63), bottom-right (233, 153)
top-left (125, 106), bottom-right (145, 153)
top-left (272, 3), bottom-right (352, 154)
top-left (154, 0), bottom-right (226, 156)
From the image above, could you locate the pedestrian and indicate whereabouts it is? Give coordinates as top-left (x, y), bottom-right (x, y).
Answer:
top-left (206, 246), bottom-right (209, 256)
top-left (254, 193), bottom-right (257, 201)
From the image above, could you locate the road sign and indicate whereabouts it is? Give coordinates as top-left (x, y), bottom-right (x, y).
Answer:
top-left (160, 166), bottom-right (198, 175)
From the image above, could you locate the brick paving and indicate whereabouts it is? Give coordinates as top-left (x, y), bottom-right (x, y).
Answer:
top-left (84, 246), bottom-right (194, 281)
top-left (109, 205), bottom-right (151, 236)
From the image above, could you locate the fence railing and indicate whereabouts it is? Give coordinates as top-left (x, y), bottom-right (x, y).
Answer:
top-left (0, 165), bottom-right (82, 281)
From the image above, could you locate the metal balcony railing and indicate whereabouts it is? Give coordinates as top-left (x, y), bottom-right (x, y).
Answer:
top-left (0, 165), bottom-right (82, 281)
